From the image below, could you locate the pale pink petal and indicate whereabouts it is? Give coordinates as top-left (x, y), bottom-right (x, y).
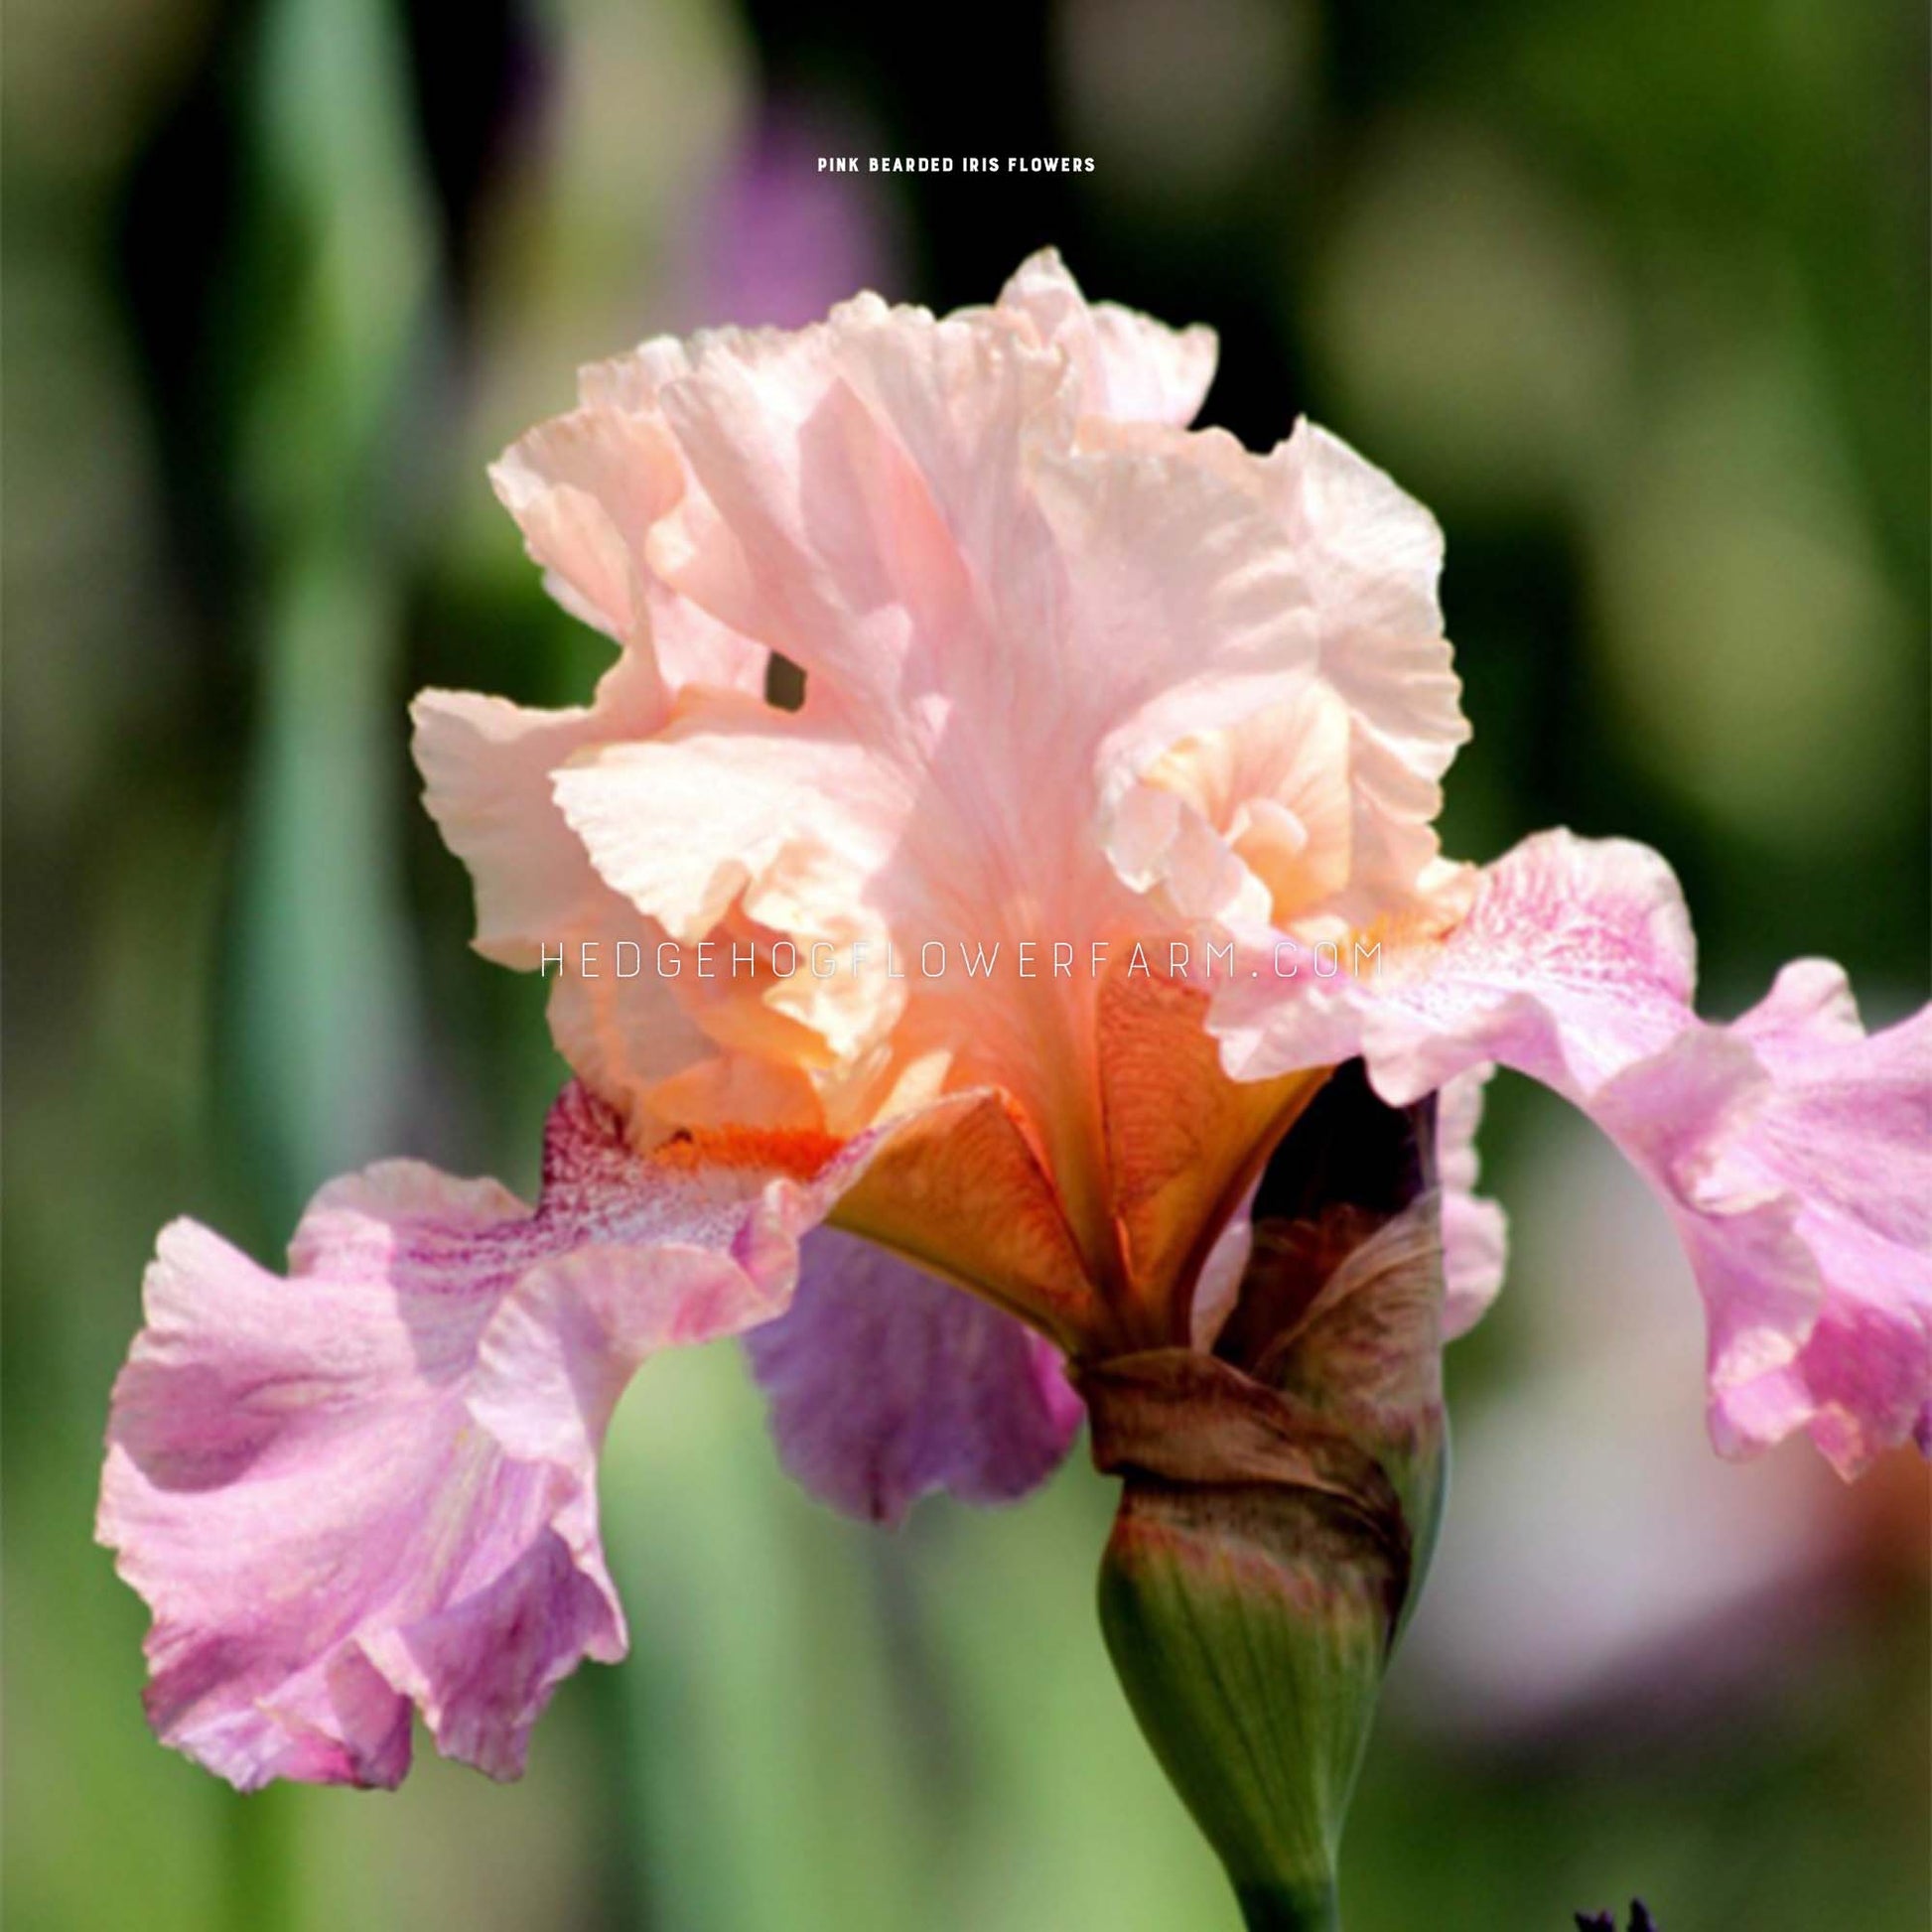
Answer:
top-left (411, 652), bottom-right (666, 969)
top-left (487, 397), bottom-right (768, 701)
top-left (98, 1085), bottom-right (884, 1790)
top-left (411, 669), bottom-right (714, 1124)
top-left (995, 246), bottom-right (1217, 427)
top-left (414, 646), bottom-right (829, 1134)
top-left (1212, 830), bottom-right (1931, 1471)
top-left (488, 406), bottom-right (683, 646)
top-left (743, 1229), bottom-right (1080, 1524)
top-left (561, 298), bottom-right (1311, 1180)
top-left (1260, 421), bottom-right (1471, 929)
top-left (1265, 419), bottom-right (1451, 669)
top-left (461, 264), bottom-right (1464, 1324)
top-left (1089, 415), bottom-right (1472, 938)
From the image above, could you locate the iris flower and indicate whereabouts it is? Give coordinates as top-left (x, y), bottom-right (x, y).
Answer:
top-left (101, 253), bottom-right (1928, 1809)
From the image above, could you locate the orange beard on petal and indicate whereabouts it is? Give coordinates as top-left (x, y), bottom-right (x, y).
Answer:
top-left (634, 934), bottom-right (1334, 1364)
top-left (648, 1122), bottom-right (847, 1180)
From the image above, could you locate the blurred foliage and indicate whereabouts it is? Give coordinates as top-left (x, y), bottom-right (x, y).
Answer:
top-left (2, 0), bottom-right (1925, 1927)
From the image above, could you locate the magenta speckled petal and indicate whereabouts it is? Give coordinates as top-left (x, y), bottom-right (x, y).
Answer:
top-left (1212, 830), bottom-right (1930, 1471)
top-left (744, 1228), bottom-right (1081, 1525)
top-left (1600, 964), bottom-right (1931, 1473)
top-left (98, 1085), bottom-right (882, 1790)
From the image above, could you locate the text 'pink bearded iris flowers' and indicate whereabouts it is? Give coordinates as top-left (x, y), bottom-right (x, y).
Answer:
top-left (101, 251), bottom-right (1929, 1795)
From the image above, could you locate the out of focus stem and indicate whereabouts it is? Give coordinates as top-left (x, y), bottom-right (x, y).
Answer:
top-left (1238, 1882), bottom-right (1342, 1932)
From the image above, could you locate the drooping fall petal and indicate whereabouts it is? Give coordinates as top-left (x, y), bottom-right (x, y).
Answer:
top-left (743, 1228), bottom-right (1081, 1524)
top-left (98, 1085), bottom-right (884, 1790)
top-left (1211, 830), bottom-right (1931, 1471)
top-left (1602, 963), bottom-right (1931, 1473)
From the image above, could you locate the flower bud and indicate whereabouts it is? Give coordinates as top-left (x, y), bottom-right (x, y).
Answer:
top-left (1078, 1065), bottom-right (1448, 1930)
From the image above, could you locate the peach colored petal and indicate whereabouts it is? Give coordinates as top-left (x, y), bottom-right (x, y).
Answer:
top-left (412, 668), bottom-right (711, 1128)
top-left (442, 259), bottom-right (1484, 1350)
top-left (488, 387), bottom-right (768, 696)
top-left (1087, 416), bottom-right (1472, 941)
top-left (1097, 966), bottom-right (1331, 1346)
top-left (412, 652), bottom-right (665, 970)
top-left (829, 1089), bottom-right (1102, 1348)
top-left (559, 305), bottom-right (1310, 1186)
top-left (995, 247), bottom-right (1217, 428)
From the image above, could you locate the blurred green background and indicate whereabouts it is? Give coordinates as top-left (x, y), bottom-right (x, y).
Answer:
top-left (4, 0), bottom-right (1927, 1927)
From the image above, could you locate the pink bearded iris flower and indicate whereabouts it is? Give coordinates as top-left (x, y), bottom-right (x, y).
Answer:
top-left (100, 250), bottom-right (1930, 1794)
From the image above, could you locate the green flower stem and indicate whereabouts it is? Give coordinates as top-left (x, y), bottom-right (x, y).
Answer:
top-left (1238, 1882), bottom-right (1343, 1932)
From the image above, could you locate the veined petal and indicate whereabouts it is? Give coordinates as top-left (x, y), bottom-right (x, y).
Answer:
top-left (1211, 830), bottom-right (1931, 1471)
top-left (487, 390), bottom-right (768, 696)
top-left (1604, 969), bottom-right (1931, 1474)
top-left (557, 297), bottom-right (1316, 1292)
top-left (828, 1088), bottom-right (1103, 1345)
top-left (442, 257), bottom-right (1478, 1347)
top-left (1090, 416), bottom-right (1472, 939)
top-left (98, 1084), bottom-right (883, 1790)
top-left (743, 1228), bottom-right (1082, 1525)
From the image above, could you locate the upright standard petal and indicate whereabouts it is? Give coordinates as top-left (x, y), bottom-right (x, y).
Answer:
top-left (99, 1085), bottom-right (883, 1790)
top-left (548, 285), bottom-right (1323, 1306)
top-left (1211, 830), bottom-right (1931, 1470)
top-left (994, 247), bottom-right (1218, 429)
top-left (1092, 415), bottom-right (1473, 942)
top-left (441, 256), bottom-right (1472, 1352)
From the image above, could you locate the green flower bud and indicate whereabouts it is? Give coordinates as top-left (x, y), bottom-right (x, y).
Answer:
top-left (1078, 1065), bottom-right (1449, 1930)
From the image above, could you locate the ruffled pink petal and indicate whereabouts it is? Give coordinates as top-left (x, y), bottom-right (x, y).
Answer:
top-left (488, 406), bottom-right (683, 646)
top-left (742, 1229), bottom-right (1081, 1524)
top-left (98, 1085), bottom-right (882, 1790)
top-left (1258, 421), bottom-right (1471, 929)
top-left (490, 390), bottom-right (770, 697)
top-left (1211, 829), bottom-right (1930, 1471)
top-left (415, 654), bottom-right (830, 1134)
top-left (557, 293), bottom-right (1309, 1162)
top-left (1604, 967), bottom-right (1931, 1474)
top-left (1089, 415), bottom-right (1473, 940)
top-left (411, 652), bottom-right (668, 970)
top-left (443, 263), bottom-right (1474, 1326)
top-left (995, 247), bottom-right (1217, 427)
